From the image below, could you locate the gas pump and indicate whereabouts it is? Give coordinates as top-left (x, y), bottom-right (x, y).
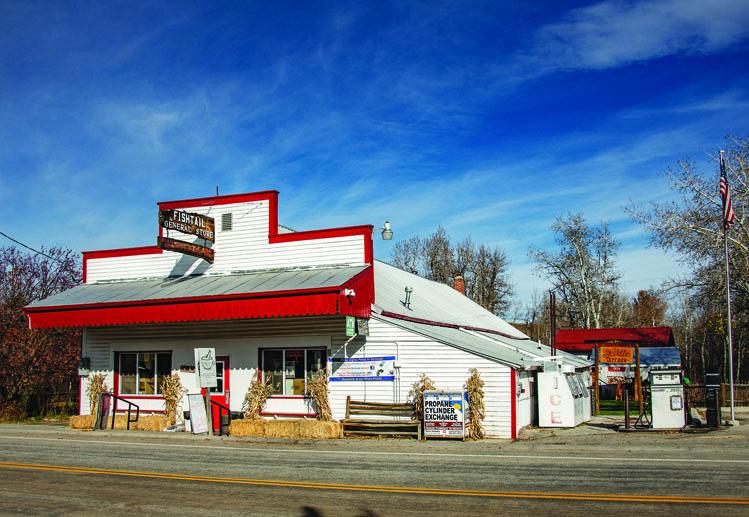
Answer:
top-left (649, 368), bottom-right (685, 429)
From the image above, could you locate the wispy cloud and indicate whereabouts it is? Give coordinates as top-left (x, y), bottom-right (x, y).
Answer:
top-left (517, 0), bottom-right (749, 73)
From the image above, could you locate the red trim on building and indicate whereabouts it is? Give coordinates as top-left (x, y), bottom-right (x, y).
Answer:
top-left (83, 246), bottom-right (164, 260)
top-left (82, 246), bottom-right (163, 284)
top-left (339, 267), bottom-right (375, 319)
top-left (158, 190), bottom-right (279, 210)
top-left (114, 352), bottom-right (119, 397)
top-left (378, 310), bottom-right (529, 341)
top-left (510, 370), bottom-right (517, 441)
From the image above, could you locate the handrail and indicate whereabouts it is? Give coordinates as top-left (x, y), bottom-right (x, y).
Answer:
top-left (210, 399), bottom-right (231, 436)
top-left (95, 392), bottom-right (140, 431)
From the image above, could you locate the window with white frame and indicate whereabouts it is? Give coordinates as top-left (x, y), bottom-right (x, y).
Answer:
top-left (119, 352), bottom-right (172, 395)
top-left (261, 348), bottom-right (325, 396)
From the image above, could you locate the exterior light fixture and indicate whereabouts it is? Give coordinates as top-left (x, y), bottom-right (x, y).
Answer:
top-left (381, 221), bottom-right (393, 240)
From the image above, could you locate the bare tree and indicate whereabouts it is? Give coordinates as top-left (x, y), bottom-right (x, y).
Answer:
top-left (630, 135), bottom-right (749, 382)
top-left (0, 246), bottom-right (82, 417)
top-left (389, 229), bottom-right (514, 317)
top-left (529, 214), bottom-right (622, 328)
top-left (468, 245), bottom-right (513, 316)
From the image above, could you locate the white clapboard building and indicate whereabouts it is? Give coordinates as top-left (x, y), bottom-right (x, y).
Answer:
top-left (26, 190), bottom-right (589, 439)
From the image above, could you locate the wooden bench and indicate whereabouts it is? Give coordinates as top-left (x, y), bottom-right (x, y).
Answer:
top-left (342, 396), bottom-right (422, 439)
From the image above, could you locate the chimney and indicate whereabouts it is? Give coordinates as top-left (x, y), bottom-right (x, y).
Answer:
top-left (452, 276), bottom-right (465, 295)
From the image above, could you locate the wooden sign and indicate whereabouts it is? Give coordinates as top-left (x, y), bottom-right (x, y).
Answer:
top-left (159, 209), bottom-right (215, 242)
top-left (599, 346), bottom-right (634, 364)
top-left (157, 236), bottom-right (214, 263)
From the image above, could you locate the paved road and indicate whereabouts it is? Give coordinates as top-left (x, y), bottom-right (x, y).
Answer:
top-left (0, 424), bottom-right (747, 516)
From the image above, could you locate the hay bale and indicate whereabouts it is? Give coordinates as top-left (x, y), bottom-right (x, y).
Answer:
top-left (69, 414), bottom-right (168, 432)
top-left (70, 415), bottom-right (95, 429)
top-left (229, 418), bottom-right (342, 439)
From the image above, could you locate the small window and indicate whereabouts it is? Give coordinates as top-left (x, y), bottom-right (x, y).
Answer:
top-left (221, 212), bottom-right (233, 231)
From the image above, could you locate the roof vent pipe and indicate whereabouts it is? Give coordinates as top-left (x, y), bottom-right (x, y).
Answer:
top-left (403, 286), bottom-right (413, 309)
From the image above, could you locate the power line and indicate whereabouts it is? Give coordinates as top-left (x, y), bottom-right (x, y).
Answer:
top-left (0, 230), bottom-right (66, 264)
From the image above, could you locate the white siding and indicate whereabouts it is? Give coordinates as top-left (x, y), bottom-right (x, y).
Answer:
top-left (80, 316), bottom-right (521, 438)
top-left (80, 329), bottom-right (113, 415)
top-left (329, 318), bottom-right (515, 439)
top-left (86, 200), bottom-right (367, 283)
top-left (83, 317), bottom-right (342, 417)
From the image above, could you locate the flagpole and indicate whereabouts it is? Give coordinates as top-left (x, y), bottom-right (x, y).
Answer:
top-left (720, 150), bottom-right (736, 422)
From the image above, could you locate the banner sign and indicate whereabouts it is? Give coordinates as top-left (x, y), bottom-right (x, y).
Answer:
top-left (157, 236), bottom-right (214, 263)
top-left (599, 346), bottom-right (634, 364)
top-left (329, 356), bottom-right (396, 381)
top-left (194, 348), bottom-right (217, 388)
top-left (423, 391), bottom-right (467, 439)
top-left (159, 209), bottom-right (215, 242)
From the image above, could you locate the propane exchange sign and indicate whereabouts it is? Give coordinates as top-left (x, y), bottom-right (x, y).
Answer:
top-left (423, 390), bottom-right (467, 439)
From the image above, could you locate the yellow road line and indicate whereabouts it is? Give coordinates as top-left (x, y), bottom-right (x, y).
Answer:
top-left (0, 461), bottom-right (746, 506)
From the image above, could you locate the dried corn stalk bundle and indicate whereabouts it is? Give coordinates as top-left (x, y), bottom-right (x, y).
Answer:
top-left (86, 373), bottom-right (108, 416)
top-left (159, 374), bottom-right (185, 424)
top-left (308, 370), bottom-right (332, 421)
top-left (464, 368), bottom-right (485, 439)
top-left (242, 377), bottom-right (273, 419)
top-left (409, 373), bottom-right (436, 420)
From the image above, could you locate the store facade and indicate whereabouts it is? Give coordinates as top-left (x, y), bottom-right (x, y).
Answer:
top-left (26, 190), bottom-right (589, 439)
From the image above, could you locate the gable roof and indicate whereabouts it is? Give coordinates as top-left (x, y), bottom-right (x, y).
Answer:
top-left (373, 261), bottom-right (590, 369)
top-left (556, 327), bottom-right (675, 353)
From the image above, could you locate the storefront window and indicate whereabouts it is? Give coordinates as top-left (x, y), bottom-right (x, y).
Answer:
top-left (262, 348), bottom-right (326, 396)
top-left (119, 352), bottom-right (172, 395)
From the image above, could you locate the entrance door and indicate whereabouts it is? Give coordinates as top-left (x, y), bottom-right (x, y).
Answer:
top-left (202, 356), bottom-right (230, 433)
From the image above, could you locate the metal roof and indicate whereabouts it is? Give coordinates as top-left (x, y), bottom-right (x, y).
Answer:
top-left (373, 314), bottom-right (530, 368)
top-left (373, 261), bottom-right (591, 369)
top-left (28, 265), bottom-right (368, 308)
top-left (373, 261), bottom-right (528, 339)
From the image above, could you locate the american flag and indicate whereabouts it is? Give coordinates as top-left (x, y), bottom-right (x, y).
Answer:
top-left (720, 151), bottom-right (735, 230)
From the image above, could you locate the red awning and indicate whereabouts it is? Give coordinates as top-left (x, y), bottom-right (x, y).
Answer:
top-left (26, 266), bottom-right (373, 328)
top-left (555, 326), bottom-right (675, 353)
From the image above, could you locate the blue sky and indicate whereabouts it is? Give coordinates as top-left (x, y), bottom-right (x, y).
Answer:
top-left (2, 0), bottom-right (749, 307)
